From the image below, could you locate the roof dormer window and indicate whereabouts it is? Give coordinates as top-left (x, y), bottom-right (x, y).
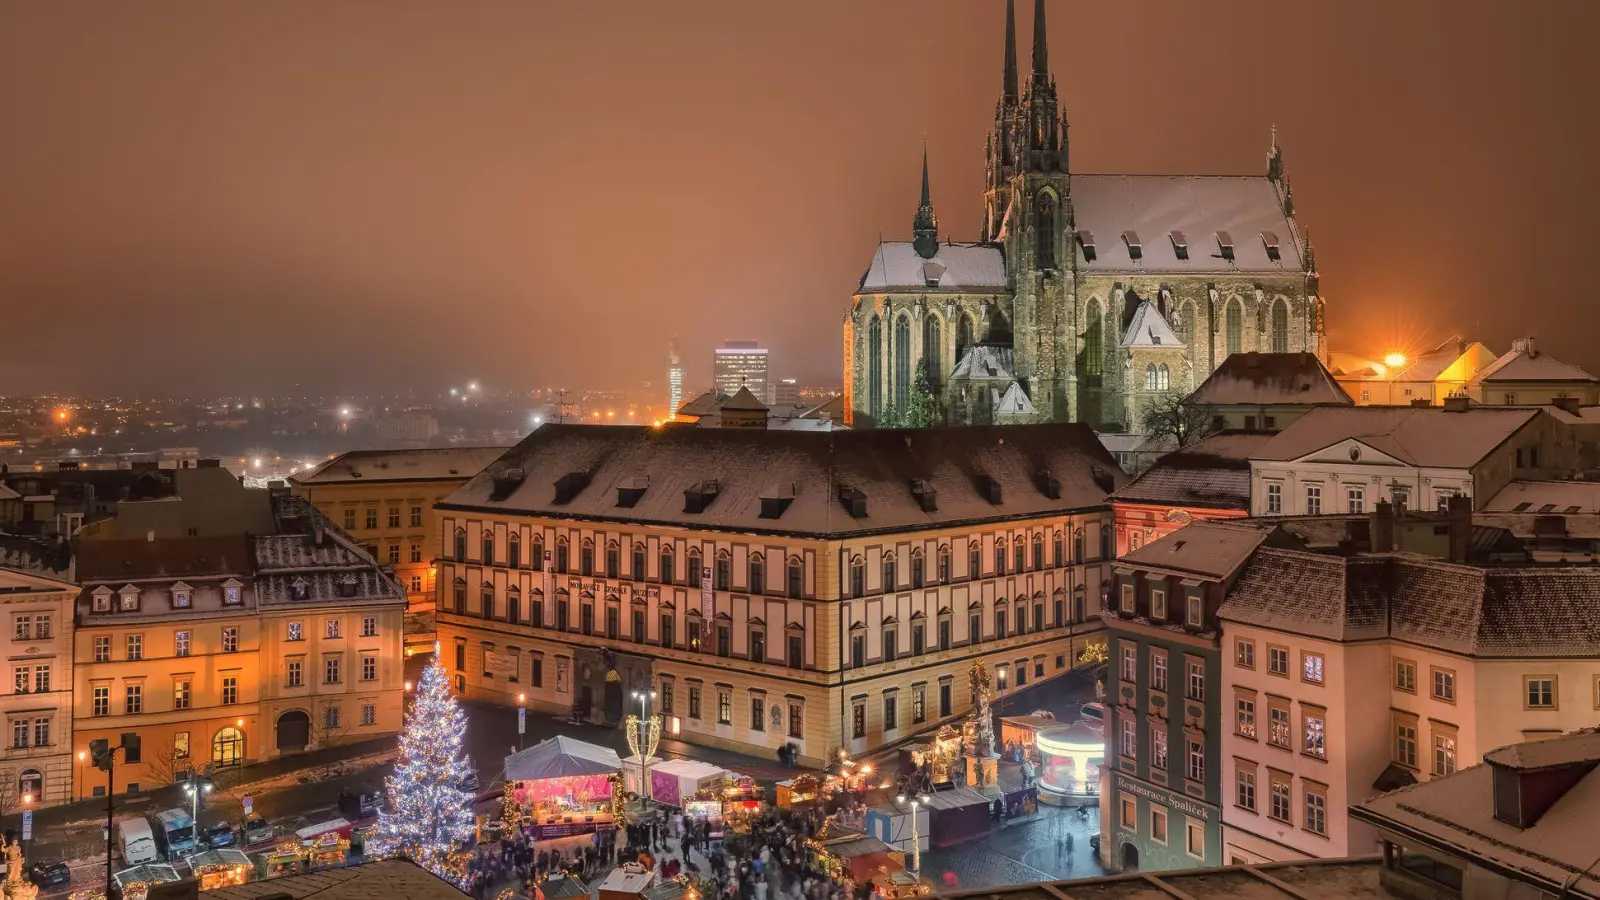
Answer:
top-left (1170, 230), bottom-right (1189, 261)
top-left (1216, 231), bottom-right (1236, 262)
top-left (91, 587), bottom-right (113, 614)
top-left (1076, 230), bottom-right (1097, 263)
top-left (1122, 230), bottom-right (1142, 261)
top-left (1262, 231), bottom-right (1281, 262)
top-left (222, 578), bottom-right (243, 606)
top-left (291, 578), bottom-right (310, 601)
top-left (171, 582), bottom-right (192, 609)
top-left (118, 585), bottom-right (140, 612)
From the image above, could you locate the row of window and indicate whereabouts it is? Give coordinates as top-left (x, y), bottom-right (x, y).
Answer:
top-left (92, 627), bottom-right (241, 663)
top-left (1120, 717), bottom-right (1207, 782)
top-left (1118, 583), bottom-right (1206, 629)
top-left (285, 655), bottom-right (380, 687)
top-left (1232, 766), bottom-right (1329, 837)
top-left (90, 581), bottom-right (242, 614)
top-left (1120, 645), bottom-right (1208, 701)
top-left (90, 677), bottom-right (241, 716)
top-left (8, 717), bottom-right (52, 749)
top-left (848, 600), bottom-right (1082, 668)
top-left (1234, 639), bottom-right (1325, 685)
top-left (1118, 793), bottom-right (1208, 859)
top-left (1262, 481), bottom-right (1467, 516)
top-left (284, 617), bottom-right (380, 642)
top-left (661, 680), bottom-right (806, 738)
top-left (11, 665), bottom-right (52, 695)
top-left (1392, 713), bottom-right (1458, 776)
top-left (12, 615), bottom-right (53, 642)
top-left (1234, 692), bottom-right (1326, 760)
top-left (342, 505), bottom-right (424, 532)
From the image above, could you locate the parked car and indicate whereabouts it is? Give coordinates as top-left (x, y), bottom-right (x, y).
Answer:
top-left (201, 823), bottom-right (236, 849)
top-left (28, 860), bottom-right (71, 888)
top-left (1078, 701), bottom-right (1106, 728)
top-left (243, 816), bottom-right (275, 846)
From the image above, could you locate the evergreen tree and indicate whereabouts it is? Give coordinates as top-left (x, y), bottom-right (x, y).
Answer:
top-left (371, 655), bottom-right (477, 880)
top-left (903, 359), bottom-right (943, 428)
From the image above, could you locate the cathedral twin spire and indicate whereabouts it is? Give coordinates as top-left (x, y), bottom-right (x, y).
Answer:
top-left (912, 144), bottom-right (940, 259)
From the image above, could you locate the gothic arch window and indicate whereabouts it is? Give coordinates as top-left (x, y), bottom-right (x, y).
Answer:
top-left (868, 315), bottom-right (883, 422)
top-left (1035, 191), bottom-right (1057, 269)
top-left (956, 314), bottom-right (975, 363)
top-left (923, 314), bottom-right (943, 389)
top-left (1144, 364), bottom-right (1158, 391)
top-left (1083, 303), bottom-right (1104, 385)
top-left (1157, 364), bottom-right (1171, 391)
top-left (1271, 298), bottom-right (1289, 353)
top-left (893, 315), bottom-right (912, 415)
top-left (1225, 298), bottom-right (1244, 356)
top-left (507, 532), bottom-right (521, 568)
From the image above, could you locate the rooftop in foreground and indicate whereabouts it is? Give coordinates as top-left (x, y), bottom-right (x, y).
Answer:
top-left (291, 447), bottom-right (506, 485)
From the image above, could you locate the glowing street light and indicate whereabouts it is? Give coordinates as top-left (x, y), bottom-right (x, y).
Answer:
top-left (468, 382), bottom-right (479, 392)
top-left (897, 793), bottom-right (930, 871)
top-left (1383, 352), bottom-right (1407, 369)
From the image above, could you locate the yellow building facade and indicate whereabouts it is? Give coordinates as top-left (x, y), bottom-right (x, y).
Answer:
top-left (0, 567), bottom-right (78, 807)
top-left (290, 448), bottom-right (506, 635)
top-left (433, 423), bottom-right (1125, 767)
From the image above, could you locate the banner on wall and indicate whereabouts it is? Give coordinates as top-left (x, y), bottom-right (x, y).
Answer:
top-left (485, 651), bottom-right (517, 680)
top-left (542, 551), bottom-right (554, 626)
top-left (700, 566), bottom-right (713, 618)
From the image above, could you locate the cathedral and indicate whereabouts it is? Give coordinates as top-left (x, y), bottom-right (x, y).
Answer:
top-left (843, 0), bottom-right (1325, 432)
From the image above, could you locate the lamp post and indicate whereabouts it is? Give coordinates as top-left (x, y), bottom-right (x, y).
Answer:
top-left (182, 776), bottom-right (213, 853)
top-left (90, 732), bottom-right (140, 893)
top-left (517, 693), bottom-right (527, 752)
top-left (897, 793), bottom-right (930, 873)
top-left (627, 690), bottom-right (659, 814)
top-left (996, 667), bottom-right (1008, 722)
top-left (22, 791), bottom-right (32, 866)
top-left (76, 751), bottom-right (86, 802)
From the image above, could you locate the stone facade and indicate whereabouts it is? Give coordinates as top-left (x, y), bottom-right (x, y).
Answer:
top-left (845, 1), bottom-right (1324, 433)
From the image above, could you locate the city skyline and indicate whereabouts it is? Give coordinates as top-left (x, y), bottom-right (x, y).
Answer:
top-left (0, 1), bottom-right (1595, 394)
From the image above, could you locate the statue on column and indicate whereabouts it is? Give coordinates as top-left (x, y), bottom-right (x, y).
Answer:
top-left (962, 662), bottom-right (1000, 788)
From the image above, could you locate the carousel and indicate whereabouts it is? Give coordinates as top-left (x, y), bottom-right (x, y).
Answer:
top-left (503, 735), bottom-right (623, 842)
top-left (1034, 721), bottom-right (1105, 806)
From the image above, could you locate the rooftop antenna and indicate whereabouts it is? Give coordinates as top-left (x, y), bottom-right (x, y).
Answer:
top-left (555, 389), bottom-right (571, 424)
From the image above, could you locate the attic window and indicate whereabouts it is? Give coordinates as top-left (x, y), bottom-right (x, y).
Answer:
top-left (291, 578), bottom-right (310, 601)
top-left (1511, 502), bottom-right (1532, 513)
top-left (1036, 471), bottom-right (1062, 500)
top-left (1122, 231), bottom-right (1142, 261)
top-left (837, 486), bottom-right (868, 519)
top-left (758, 483), bottom-right (795, 520)
top-left (489, 467), bottom-right (527, 501)
top-left (552, 471), bottom-right (591, 505)
top-left (615, 476), bottom-right (649, 509)
top-left (1076, 230), bottom-right (1097, 262)
top-left (910, 479), bottom-right (938, 513)
top-left (338, 574), bottom-right (359, 599)
top-left (976, 474), bottom-right (1004, 505)
top-left (1262, 231), bottom-right (1282, 262)
top-left (922, 260), bottom-right (947, 288)
top-left (1216, 231), bottom-right (1235, 262)
top-left (683, 480), bottom-right (721, 514)
top-left (1170, 231), bottom-right (1189, 261)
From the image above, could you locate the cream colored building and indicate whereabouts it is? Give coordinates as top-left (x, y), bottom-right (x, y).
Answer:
top-left (433, 423), bottom-right (1124, 767)
top-left (1248, 405), bottom-right (1566, 516)
top-left (1467, 337), bottom-right (1600, 406)
top-left (1217, 540), bottom-right (1600, 865)
top-left (1331, 337), bottom-right (1496, 407)
top-left (0, 567), bottom-right (77, 807)
top-left (291, 447), bottom-right (506, 620)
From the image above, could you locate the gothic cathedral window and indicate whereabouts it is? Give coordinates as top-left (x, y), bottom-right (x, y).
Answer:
top-left (1226, 300), bottom-right (1243, 356)
top-left (956, 314), bottom-right (974, 363)
top-left (894, 315), bottom-right (912, 415)
top-left (1083, 305), bottom-right (1103, 386)
top-left (1035, 192), bottom-right (1057, 269)
top-left (1270, 300), bottom-right (1289, 353)
top-left (868, 315), bottom-right (883, 421)
top-left (923, 316), bottom-right (942, 389)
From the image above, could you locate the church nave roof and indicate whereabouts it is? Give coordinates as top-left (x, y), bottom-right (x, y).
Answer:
top-left (858, 241), bottom-right (1007, 293)
top-left (1072, 174), bottom-right (1302, 274)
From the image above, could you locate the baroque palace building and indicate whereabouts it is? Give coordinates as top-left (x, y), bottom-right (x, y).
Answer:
top-left (433, 423), bottom-right (1124, 767)
top-left (844, 0), bottom-right (1324, 433)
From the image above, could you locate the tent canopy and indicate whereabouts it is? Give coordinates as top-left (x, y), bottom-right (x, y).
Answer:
top-left (506, 735), bottom-right (622, 781)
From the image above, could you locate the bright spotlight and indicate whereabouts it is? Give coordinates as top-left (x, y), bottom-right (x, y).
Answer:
top-left (1383, 352), bottom-right (1407, 369)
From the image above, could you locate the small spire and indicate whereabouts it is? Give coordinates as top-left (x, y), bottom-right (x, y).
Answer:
top-left (1002, 0), bottom-right (1019, 102)
top-left (1301, 227), bottom-right (1318, 275)
top-left (913, 144), bottom-right (939, 260)
top-left (1031, 0), bottom-right (1049, 77)
top-left (1267, 123), bottom-right (1284, 182)
top-left (1281, 174), bottom-right (1295, 217)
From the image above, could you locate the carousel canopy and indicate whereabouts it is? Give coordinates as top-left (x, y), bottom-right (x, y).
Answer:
top-left (506, 735), bottom-right (622, 781)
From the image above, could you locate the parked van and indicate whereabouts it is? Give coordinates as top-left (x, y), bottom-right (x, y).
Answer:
top-left (115, 818), bottom-right (160, 867)
top-left (151, 808), bottom-right (197, 859)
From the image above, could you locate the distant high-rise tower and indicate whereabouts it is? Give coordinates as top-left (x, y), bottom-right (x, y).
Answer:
top-left (713, 340), bottom-right (769, 400)
top-left (668, 338), bottom-right (684, 418)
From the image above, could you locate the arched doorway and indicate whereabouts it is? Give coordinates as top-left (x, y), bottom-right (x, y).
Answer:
top-left (578, 685), bottom-right (594, 722)
top-left (1121, 842), bottom-right (1140, 872)
top-left (603, 675), bottom-right (623, 725)
top-left (18, 769), bottom-right (41, 803)
top-left (213, 727), bottom-right (245, 767)
top-left (276, 711), bottom-right (311, 752)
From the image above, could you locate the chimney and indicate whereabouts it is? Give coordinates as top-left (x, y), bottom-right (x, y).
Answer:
top-left (1447, 494), bottom-right (1473, 563)
top-left (1443, 395), bottom-right (1470, 413)
top-left (1370, 500), bottom-right (1395, 553)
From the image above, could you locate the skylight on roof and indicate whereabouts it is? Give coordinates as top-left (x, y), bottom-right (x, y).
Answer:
top-left (1170, 230), bottom-right (1189, 261)
top-left (1076, 230), bottom-right (1097, 263)
top-left (1262, 231), bottom-right (1281, 262)
top-left (1122, 230), bottom-right (1142, 261)
top-left (1216, 231), bottom-right (1235, 262)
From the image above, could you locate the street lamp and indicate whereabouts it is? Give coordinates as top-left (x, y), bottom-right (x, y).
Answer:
top-left (627, 691), bottom-right (660, 813)
top-left (997, 667), bottom-right (1009, 721)
top-left (90, 732), bottom-right (141, 893)
top-left (76, 751), bottom-right (86, 802)
top-left (517, 693), bottom-right (528, 752)
top-left (182, 776), bottom-right (213, 853)
top-left (897, 793), bottom-right (930, 873)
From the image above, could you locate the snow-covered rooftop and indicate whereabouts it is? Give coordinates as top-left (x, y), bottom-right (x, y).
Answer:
top-left (1476, 340), bottom-right (1598, 384)
top-left (292, 447), bottom-right (506, 485)
top-left (857, 242), bottom-right (1007, 293)
top-left (1189, 352), bottom-right (1352, 407)
top-left (1118, 300), bottom-right (1185, 349)
top-left (1118, 520), bottom-right (1274, 579)
top-left (1253, 405), bottom-right (1540, 469)
top-left (1071, 175), bottom-right (1302, 274)
top-left (438, 423), bottom-right (1125, 537)
top-left (1483, 479), bottom-right (1600, 514)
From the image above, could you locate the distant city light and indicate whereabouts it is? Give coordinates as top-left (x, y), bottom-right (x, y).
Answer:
top-left (252, 458), bottom-right (262, 468)
top-left (1383, 352), bottom-right (1407, 368)
top-left (450, 388), bottom-right (458, 397)
top-left (340, 407), bottom-right (351, 417)
top-left (468, 382), bottom-right (479, 392)
top-left (532, 415), bottom-right (542, 425)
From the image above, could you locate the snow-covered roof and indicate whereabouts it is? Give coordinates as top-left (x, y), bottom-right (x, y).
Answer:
top-left (292, 447), bottom-right (506, 485)
top-left (1118, 520), bottom-right (1275, 579)
top-left (1118, 300), bottom-right (1185, 349)
top-left (1352, 729), bottom-right (1600, 897)
top-left (949, 345), bottom-right (1018, 382)
top-left (0, 484), bottom-right (19, 502)
top-left (1189, 352), bottom-right (1352, 407)
top-left (857, 242), bottom-right (1007, 293)
top-left (995, 382), bottom-right (1036, 415)
top-left (720, 387), bottom-right (768, 412)
top-left (1475, 340), bottom-right (1598, 384)
top-left (438, 423), bottom-right (1124, 538)
top-left (1071, 175), bottom-right (1302, 274)
top-left (1483, 480), bottom-right (1600, 514)
top-left (1253, 406), bottom-right (1541, 469)
top-left (676, 390), bottom-right (723, 418)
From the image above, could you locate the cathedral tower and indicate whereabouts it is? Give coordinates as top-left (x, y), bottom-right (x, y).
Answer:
top-left (913, 146), bottom-right (939, 259)
top-left (982, 0), bottom-right (1020, 242)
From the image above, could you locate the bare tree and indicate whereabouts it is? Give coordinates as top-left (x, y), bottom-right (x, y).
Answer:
top-left (1140, 393), bottom-right (1218, 450)
top-left (143, 742), bottom-right (192, 787)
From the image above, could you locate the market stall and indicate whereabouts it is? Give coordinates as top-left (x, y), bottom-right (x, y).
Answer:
top-left (596, 863), bottom-right (656, 900)
top-left (999, 715), bottom-right (1057, 755)
top-left (721, 775), bottom-right (764, 833)
top-left (504, 735), bottom-right (623, 840)
top-left (112, 864), bottom-right (181, 900)
top-left (806, 823), bottom-right (904, 887)
top-left (533, 872), bottom-right (589, 900)
top-left (264, 841), bottom-right (307, 878)
top-left (186, 848), bottom-right (253, 891)
top-left (683, 798), bottom-right (724, 841)
top-left (643, 759), bottom-right (725, 808)
top-left (863, 803), bottom-right (928, 854)
top-left (774, 774), bottom-right (819, 809)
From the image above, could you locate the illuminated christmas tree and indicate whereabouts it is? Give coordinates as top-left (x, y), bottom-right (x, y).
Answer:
top-left (371, 654), bottom-right (477, 880)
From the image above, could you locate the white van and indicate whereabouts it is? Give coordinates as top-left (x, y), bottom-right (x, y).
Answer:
top-left (116, 817), bottom-right (160, 867)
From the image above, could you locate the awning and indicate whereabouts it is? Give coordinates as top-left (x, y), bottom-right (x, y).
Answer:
top-left (505, 735), bottom-right (622, 781)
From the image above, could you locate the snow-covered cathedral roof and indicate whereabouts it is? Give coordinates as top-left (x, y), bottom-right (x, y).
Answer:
top-left (949, 344), bottom-right (1019, 382)
top-left (858, 242), bottom-right (1007, 293)
top-left (1120, 300), bottom-right (1185, 349)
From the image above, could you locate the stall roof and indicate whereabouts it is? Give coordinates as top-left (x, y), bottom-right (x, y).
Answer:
top-left (114, 865), bottom-right (182, 887)
top-left (650, 758), bottom-right (727, 779)
top-left (539, 874), bottom-right (591, 899)
top-left (188, 848), bottom-right (254, 870)
top-left (597, 867), bottom-right (655, 894)
top-left (506, 735), bottom-right (622, 781)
